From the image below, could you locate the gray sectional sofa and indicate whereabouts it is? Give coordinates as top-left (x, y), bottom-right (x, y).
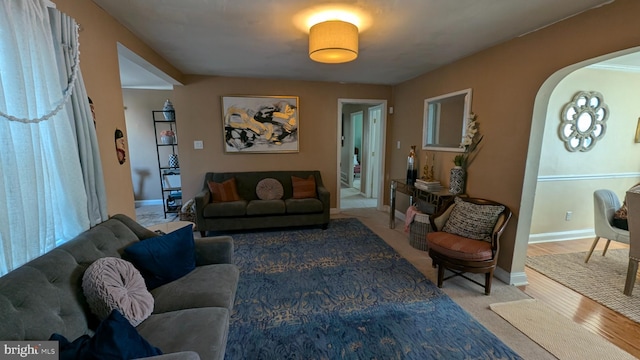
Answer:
top-left (0, 214), bottom-right (239, 360)
top-left (195, 170), bottom-right (330, 234)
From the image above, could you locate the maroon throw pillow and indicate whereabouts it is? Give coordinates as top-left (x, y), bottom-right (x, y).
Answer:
top-left (207, 178), bottom-right (241, 202)
top-left (292, 175), bottom-right (317, 199)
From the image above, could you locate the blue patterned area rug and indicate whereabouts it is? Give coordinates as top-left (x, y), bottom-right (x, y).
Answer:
top-left (224, 218), bottom-right (521, 359)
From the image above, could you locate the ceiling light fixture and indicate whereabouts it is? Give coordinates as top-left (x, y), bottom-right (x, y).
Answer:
top-left (308, 20), bottom-right (358, 64)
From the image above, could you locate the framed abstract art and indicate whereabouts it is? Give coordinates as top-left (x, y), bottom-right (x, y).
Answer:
top-left (221, 95), bottom-right (299, 153)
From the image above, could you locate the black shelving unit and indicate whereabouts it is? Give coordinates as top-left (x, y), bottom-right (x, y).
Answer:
top-left (152, 110), bottom-right (182, 218)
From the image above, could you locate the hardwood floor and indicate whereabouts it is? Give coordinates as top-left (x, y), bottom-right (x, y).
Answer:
top-left (520, 238), bottom-right (640, 358)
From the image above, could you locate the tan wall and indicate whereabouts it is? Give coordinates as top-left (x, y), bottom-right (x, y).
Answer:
top-left (54, 0), bottom-right (183, 218)
top-left (122, 89), bottom-right (174, 201)
top-left (172, 76), bottom-right (391, 206)
top-left (531, 68), bottom-right (640, 236)
top-left (390, 0), bottom-right (640, 274)
top-left (54, 0), bottom-right (640, 278)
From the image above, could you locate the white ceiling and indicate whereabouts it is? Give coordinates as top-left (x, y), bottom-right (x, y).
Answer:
top-left (100, 0), bottom-right (625, 89)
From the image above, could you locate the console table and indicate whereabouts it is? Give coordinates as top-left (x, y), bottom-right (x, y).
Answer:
top-left (389, 179), bottom-right (459, 229)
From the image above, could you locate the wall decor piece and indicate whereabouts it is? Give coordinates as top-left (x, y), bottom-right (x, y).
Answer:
top-left (114, 128), bottom-right (126, 164)
top-left (222, 95), bottom-right (298, 153)
top-left (422, 88), bottom-right (472, 152)
top-left (162, 99), bottom-right (175, 120)
top-left (635, 117), bottom-right (640, 143)
top-left (559, 91), bottom-right (608, 152)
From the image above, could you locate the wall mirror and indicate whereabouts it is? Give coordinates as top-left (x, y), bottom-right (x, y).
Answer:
top-left (422, 88), bottom-right (472, 152)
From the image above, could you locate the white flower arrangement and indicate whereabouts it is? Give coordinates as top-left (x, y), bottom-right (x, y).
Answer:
top-left (454, 113), bottom-right (483, 168)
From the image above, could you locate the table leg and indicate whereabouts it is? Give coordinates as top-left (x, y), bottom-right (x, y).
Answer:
top-left (390, 181), bottom-right (397, 228)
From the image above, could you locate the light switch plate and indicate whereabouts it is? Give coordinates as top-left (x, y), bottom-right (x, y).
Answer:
top-left (194, 140), bottom-right (203, 149)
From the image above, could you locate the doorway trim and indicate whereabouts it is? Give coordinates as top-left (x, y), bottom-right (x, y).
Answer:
top-left (336, 99), bottom-right (388, 211)
top-left (508, 47), bottom-right (640, 286)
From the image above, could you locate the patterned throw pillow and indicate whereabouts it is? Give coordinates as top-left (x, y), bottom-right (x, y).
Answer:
top-left (292, 175), bottom-right (317, 199)
top-left (442, 197), bottom-right (505, 240)
top-left (82, 257), bottom-right (154, 327)
top-left (256, 178), bottom-right (284, 200)
top-left (207, 178), bottom-right (241, 202)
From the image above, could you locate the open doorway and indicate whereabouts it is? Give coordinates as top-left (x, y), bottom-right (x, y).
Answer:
top-left (337, 99), bottom-right (387, 210)
top-left (510, 48), bottom-right (640, 286)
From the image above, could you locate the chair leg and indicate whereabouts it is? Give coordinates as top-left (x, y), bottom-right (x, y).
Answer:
top-left (437, 265), bottom-right (444, 288)
top-left (602, 239), bottom-right (612, 257)
top-left (484, 271), bottom-right (493, 295)
top-left (584, 236), bottom-right (601, 263)
top-left (624, 259), bottom-right (639, 296)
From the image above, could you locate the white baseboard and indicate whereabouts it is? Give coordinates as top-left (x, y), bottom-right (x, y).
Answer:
top-left (494, 266), bottom-right (529, 286)
top-left (135, 199), bottom-right (163, 207)
top-left (529, 229), bottom-right (595, 244)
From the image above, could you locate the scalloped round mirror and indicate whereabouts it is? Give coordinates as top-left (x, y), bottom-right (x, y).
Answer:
top-left (558, 91), bottom-right (608, 152)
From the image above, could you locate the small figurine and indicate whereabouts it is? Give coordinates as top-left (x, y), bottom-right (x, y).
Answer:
top-left (422, 154), bottom-right (435, 181)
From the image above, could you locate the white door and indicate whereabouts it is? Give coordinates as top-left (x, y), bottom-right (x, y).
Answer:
top-left (350, 111), bottom-right (363, 189)
top-left (366, 105), bottom-right (382, 198)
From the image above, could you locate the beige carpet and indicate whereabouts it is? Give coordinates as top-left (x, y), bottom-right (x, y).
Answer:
top-left (491, 299), bottom-right (635, 360)
top-left (526, 249), bottom-right (640, 323)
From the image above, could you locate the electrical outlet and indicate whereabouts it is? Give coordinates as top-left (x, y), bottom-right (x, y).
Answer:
top-left (565, 211), bottom-right (572, 221)
top-left (194, 140), bottom-right (204, 149)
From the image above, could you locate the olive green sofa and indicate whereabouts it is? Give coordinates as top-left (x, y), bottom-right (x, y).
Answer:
top-left (194, 170), bottom-right (330, 235)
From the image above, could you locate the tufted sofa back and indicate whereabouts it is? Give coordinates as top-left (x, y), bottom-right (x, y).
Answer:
top-left (0, 214), bottom-right (157, 341)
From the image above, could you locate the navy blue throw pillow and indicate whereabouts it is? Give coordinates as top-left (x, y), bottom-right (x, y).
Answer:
top-left (124, 224), bottom-right (196, 289)
top-left (50, 309), bottom-right (162, 360)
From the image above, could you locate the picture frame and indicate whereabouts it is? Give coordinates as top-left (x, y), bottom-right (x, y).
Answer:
top-left (635, 117), bottom-right (640, 143)
top-left (221, 95), bottom-right (299, 153)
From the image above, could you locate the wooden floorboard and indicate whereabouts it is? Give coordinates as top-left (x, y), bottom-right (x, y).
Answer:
top-left (520, 238), bottom-right (640, 358)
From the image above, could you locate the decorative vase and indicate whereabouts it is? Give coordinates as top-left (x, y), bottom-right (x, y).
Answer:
top-left (406, 145), bottom-right (418, 185)
top-left (168, 154), bottom-right (179, 168)
top-left (449, 166), bottom-right (465, 195)
top-left (160, 135), bottom-right (175, 144)
top-left (163, 99), bottom-right (175, 121)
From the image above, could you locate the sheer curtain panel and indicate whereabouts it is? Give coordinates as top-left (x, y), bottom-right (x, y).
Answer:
top-left (49, 8), bottom-right (108, 226)
top-left (0, 0), bottom-right (90, 275)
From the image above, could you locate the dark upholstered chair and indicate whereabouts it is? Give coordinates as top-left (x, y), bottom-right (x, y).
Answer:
top-left (427, 197), bottom-right (512, 295)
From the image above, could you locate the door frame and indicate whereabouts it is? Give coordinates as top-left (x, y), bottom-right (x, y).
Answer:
top-left (336, 99), bottom-right (387, 211)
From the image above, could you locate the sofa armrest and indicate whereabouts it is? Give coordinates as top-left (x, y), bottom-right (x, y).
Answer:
top-left (317, 185), bottom-right (330, 211)
top-left (136, 351), bottom-right (200, 360)
top-left (194, 189), bottom-right (211, 231)
top-left (194, 236), bottom-right (234, 265)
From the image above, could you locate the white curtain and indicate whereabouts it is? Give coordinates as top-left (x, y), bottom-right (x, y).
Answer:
top-left (0, 0), bottom-right (90, 275)
top-left (49, 8), bottom-right (108, 226)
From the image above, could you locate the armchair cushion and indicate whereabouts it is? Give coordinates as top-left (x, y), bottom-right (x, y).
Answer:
top-left (442, 197), bottom-right (505, 240)
top-left (427, 232), bottom-right (493, 261)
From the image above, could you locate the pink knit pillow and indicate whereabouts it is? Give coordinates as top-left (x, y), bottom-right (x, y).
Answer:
top-left (82, 257), bottom-right (154, 327)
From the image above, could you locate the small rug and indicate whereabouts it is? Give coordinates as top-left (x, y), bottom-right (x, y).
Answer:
top-left (225, 218), bottom-right (521, 359)
top-left (134, 205), bottom-right (178, 227)
top-left (490, 299), bottom-right (634, 360)
top-left (526, 249), bottom-right (640, 323)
